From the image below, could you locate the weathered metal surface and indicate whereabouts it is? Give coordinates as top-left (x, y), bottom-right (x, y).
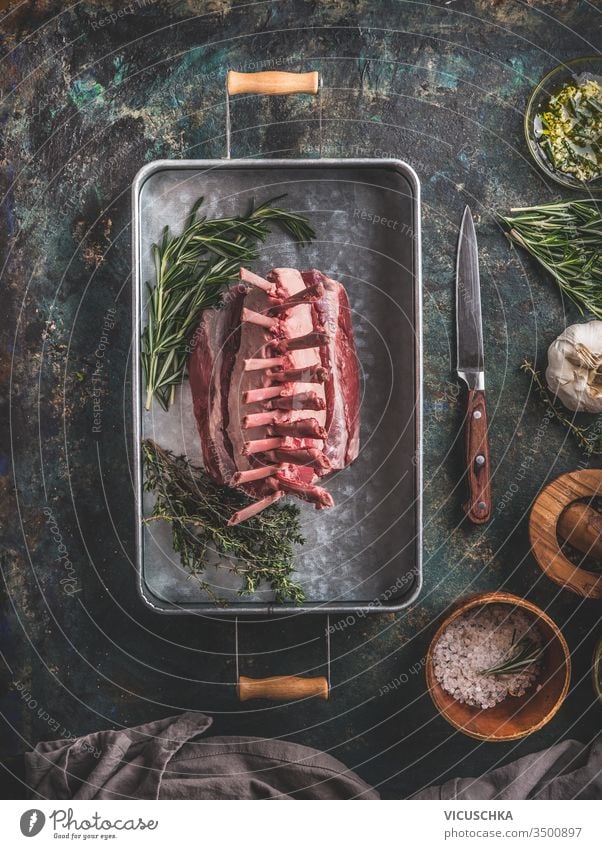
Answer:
top-left (0, 0), bottom-right (599, 799)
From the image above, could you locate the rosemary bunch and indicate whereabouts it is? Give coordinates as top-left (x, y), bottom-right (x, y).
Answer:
top-left (521, 360), bottom-right (602, 455)
top-left (141, 196), bottom-right (315, 411)
top-left (142, 439), bottom-right (305, 604)
top-left (480, 634), bottom-right (543, 677)
top-left (500, 200), bottom-right (602, 319)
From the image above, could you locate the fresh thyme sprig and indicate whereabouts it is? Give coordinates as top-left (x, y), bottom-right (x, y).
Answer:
top-left (521, 360), bottom-right (602, 455)
top-left (142, 439), bottom-right (306, 604)
top-left (141, 196), bottom-right (315, 411)
top-left (500, 200), bottom-right (602, 319)
top-left (479, 632), bottom-right (544, 676)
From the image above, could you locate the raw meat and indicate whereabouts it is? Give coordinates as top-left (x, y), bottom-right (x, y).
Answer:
top-left (188, 267), bottom-right (360, 524)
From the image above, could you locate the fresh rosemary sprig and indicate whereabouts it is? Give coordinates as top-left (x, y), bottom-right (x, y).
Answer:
top-left (479, 633), bottom-right (543, 676)
top-left (142, 439), bottom-right (306, 604)
top-left (500, 200), bottom-right (602, 319)
top-left (141, 196), bottom-right (315, 411)
top-left (521, 360), bottom-right (602, 455)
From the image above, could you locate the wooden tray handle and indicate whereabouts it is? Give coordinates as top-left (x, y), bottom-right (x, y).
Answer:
top-left (237, 674), bottom-right (328, 702)
top-left (227, 70), bottom-right (319, 96)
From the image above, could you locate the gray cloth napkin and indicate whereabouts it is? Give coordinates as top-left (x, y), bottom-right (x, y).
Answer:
top-left (413, 737), bottom-right (602, 800)
top-left (25, 711), bottom-right (378, 800)
top-left (25, 711), bottom-right (601, 800)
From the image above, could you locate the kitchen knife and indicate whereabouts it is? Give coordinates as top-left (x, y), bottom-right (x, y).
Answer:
top-left (456, 205), bottom-right (492, 523)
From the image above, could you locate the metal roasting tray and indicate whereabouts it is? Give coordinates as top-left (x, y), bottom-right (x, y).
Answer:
top-left (132, 158), bottom-right (422, 615)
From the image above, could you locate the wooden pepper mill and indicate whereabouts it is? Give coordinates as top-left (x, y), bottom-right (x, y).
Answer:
top-left (557, 501), bottom-right (602, 563)
top-left (529, 469), bottom-right (602, 599)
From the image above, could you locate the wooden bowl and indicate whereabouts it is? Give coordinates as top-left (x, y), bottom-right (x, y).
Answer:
top-left (426, 591), bottom-right (571, 741)
top-left (529, 469), bottom-right (602, 599)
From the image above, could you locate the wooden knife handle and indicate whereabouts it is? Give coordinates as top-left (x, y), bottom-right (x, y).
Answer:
top-left (227, 71), bottom-right (319, 96)
top-left (463, 389), bottom-right (492, 524)
top-left (237, 675), bottom-right (329, 702)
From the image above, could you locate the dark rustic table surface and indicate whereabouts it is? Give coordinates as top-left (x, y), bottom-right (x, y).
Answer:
top-left (1, 0), bottom-right (600, 799)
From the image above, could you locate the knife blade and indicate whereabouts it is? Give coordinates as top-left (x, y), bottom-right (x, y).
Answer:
top-left (456, 205), bottom-right (492, 523)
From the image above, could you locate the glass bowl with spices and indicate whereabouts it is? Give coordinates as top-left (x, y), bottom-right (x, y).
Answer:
top-left (525, 57), bottom-right (602, 192)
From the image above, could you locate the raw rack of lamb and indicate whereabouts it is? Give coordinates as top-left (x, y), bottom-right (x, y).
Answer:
top-left (189, 267), bottom-right (360, 525)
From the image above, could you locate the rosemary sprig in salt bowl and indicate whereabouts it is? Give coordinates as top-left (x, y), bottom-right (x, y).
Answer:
top-left (479, 632), bottom-right (544, 677)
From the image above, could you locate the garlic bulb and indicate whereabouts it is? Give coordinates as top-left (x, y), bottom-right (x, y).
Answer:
top-left (545, 320), bottom-right (602, 413)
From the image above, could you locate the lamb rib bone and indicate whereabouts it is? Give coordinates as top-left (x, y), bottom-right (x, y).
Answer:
top-left (227, 490), bottom-right (284, 526)
top-left (263, 447), bottom-right (331, 471)
top-left (243, 411), bottom-right (288, 428)
top-left (242, 437), bottom-right (284, 455)
top-left (245, 436), bottom-right (325, 456)
top-left (275, 473), bottom-right (335, 509)
top-left (267, 418), bottom-right (326, 439)
top-left (241, 307), bottom-right (278, 330)
top-left (239, 267), bottom-right (275, 294)
top-left (268, 282), bottom-right (325, 313)
top-left (243, 385), bottom-right (284, 404)
top-left (273, 330), bottom-right (329, 352)
top-left (243, 356), bottom-right (286, 372)
top-left (267, 364), bottom-right (328, 383)
top-left (269, 390), bottom-right (326, 411)
top-left (229, 465), bottom-right (282, 485)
